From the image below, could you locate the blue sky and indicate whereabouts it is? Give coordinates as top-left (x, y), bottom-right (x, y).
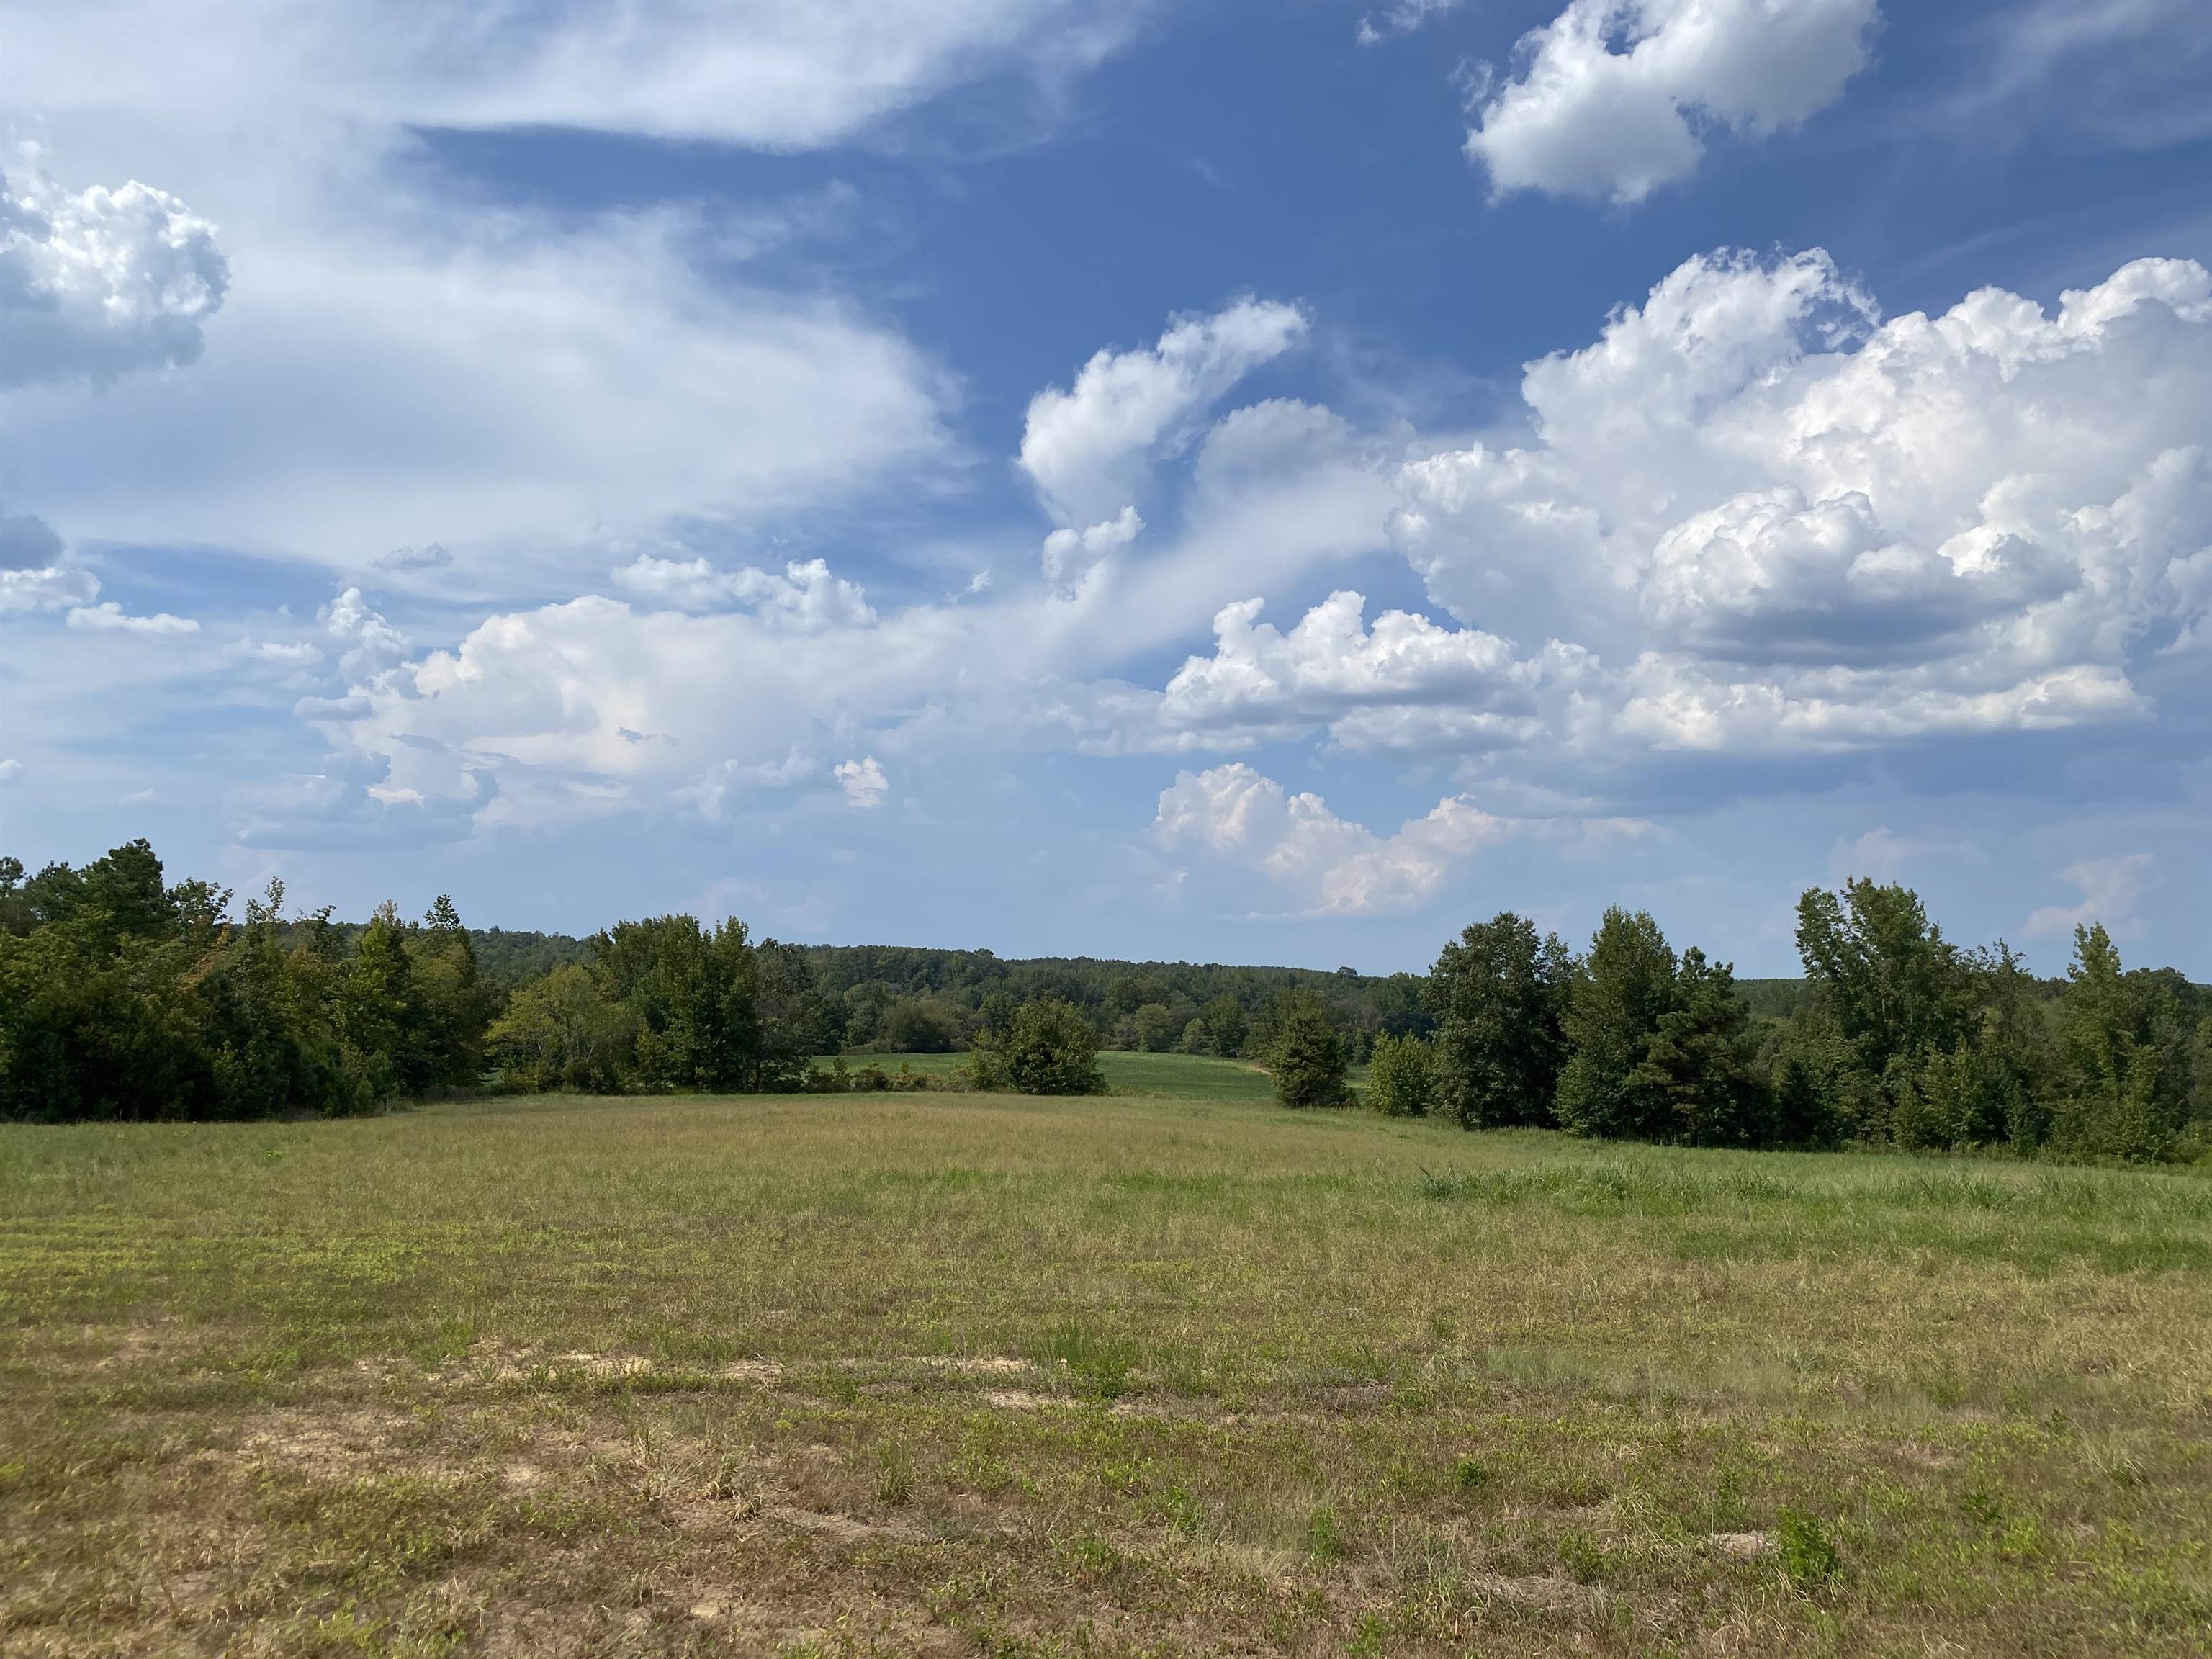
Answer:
top-left (3, 0), bottom-right (2208, 976)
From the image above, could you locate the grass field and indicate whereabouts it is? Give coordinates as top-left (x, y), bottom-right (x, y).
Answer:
top-left (4, 1059), bottom-right (2209, 1657)
top-left (827, 1050), bottom-right (1290, 1100)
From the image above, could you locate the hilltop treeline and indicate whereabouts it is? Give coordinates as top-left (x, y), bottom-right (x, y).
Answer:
top-left (4, 840), bottom-right (2207, 1161)
top-left (797, 945), bottom-right (1426, 1058)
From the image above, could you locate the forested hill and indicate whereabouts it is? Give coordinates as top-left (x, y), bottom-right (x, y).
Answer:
top-left (798, 943), bottom-right (1426, 1042)
top-left (378, 928), bottom-right (2190, 1037)
top-left (446, 935), bottom-right (2152, 1028)
top-left (305, 920), bottom-right (1808, 1053)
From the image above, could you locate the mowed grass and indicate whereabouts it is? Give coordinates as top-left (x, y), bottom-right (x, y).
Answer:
top-left (1, 1063), bottom-right (2208, 1658)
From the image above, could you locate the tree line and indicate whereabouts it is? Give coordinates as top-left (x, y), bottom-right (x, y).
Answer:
top-left (0, 842), bottom-right (486, 1121)
top-left (3, 840), bottom-right (2206, 1162)
top-left (1334, 886), bottom-right (2211, 1163)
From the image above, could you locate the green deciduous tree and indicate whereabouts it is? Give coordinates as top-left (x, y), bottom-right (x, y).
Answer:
top-left (485, 963), bottom-right (629, 1092)
top-left (968, 997), bottom-right (1105, 1094)
top-left (1202, 996), bottom-right (1249, 1057)
top-left (2051, 925), bottom-right (2187, 1161)
top-left (1426, 913), bottom-right (1575, 1128)
top-left (1130, 1002), bottom-right (1179, 1053)
top-left (1792, 881), bottom-right (1977, 1141)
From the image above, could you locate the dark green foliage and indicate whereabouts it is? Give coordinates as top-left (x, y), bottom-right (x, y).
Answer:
top-left (2049, 925), bottom-right (2193, 1161)
top-left (1366, 1031), bottom-right (1436, 1118)
top-left (0, 844), bottom-right (485, 1122)
top-left (797, 944), bottom-right (1414, 1056)
top-left (1550, 914), bottom-right (1782, 1148)
top-left (874, 997), bottom-right (960, 1053)
top-left (1412, 881), bottom-right (2204, 1163)
top-left (1793, 881), bottom-right (1979, 1141)
top-left (1634, 948), bottom-right (1780, 1147)
top-left (464, 926), bottom-right (593, 988)
top-left (1781, 883), bottom-right (2193, 1162)
top-left (591, 914), bottom-right (767, 1090)
top-left (1555, 908), bottom-right (1679, 1141)
top-left (1269, 990), bottom-right (1349, 1108)
top-left (412, 896), bottom-right (492, 1089)
top-left (968, 997), bottom-right (1106, 1095)
top-left (1891, 947), bottom-right (2051, 1152)
top-left (1426, 912), bottom-right (1574, 1128)
top-left (8, 837), bottom-right (2206, 1164)
top-left (490, 917), bottom-right (842, 1094)
top-left (1130, 1002), bottom-right (1179, 1053)
top-left (755, 939), bottom-right (847, 1087)
top-left (1202, 995), bottom-right (1251, 1057)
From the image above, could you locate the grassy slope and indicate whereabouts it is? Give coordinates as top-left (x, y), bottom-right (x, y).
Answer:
top-left (2, 1058), bottom-right (2208, 1657)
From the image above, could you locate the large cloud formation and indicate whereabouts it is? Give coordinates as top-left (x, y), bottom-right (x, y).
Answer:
top-left (1184, 248), bottom-right (2212, 759)
top-left (1465, 0), bottom-right (1880, 204)
top-left (295, 253), bottom-right (2209, 888)
top-left (0, 151), bottom-right (228, 388)
top-left (1, 4), bottom-right (1138, 566)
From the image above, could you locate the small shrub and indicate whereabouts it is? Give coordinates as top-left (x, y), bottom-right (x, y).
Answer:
top-left (1367, 1031), bottom-right (1437, 1117)
top-left (968, 997), bottom-right (1106, 1095)
top-left (1778, 1508), bottom-right (1840, 1589)
top-left (1452, 1455), bottom-right (1490, 1493)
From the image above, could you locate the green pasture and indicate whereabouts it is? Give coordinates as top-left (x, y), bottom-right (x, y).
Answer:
top-left (2, 1055), bottom-right (2207, 1656)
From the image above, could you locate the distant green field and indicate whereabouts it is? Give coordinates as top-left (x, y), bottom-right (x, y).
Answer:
top-left (834, 1047), bottom-right (1280, 1100)
top-left (4, 1056), bottom-right (2207, 1656)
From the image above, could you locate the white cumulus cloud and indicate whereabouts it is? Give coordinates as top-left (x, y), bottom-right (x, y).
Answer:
top-left (834, 755), bottom-right (889, 810)
top-left (613, 554), bottom-right (875, 629)
top-left (1041, 506), bottom-right (1143, 593)
top-left (0, 562), bottom-right (99, 613)
top-left (1386, 248), bottom-right (2212, 755)
top-left (1159, 590), bottom-right (1596, 755)
top-left (1465, 0), bottom-right (1880, 204)
top-left (0, 148), bottom-right (228, 387)
top-left (1019, 298), bottom-right (1309, 526)
top-left (1155, 761), bottom-right (1514, 915)
top-left (65, 601), bottom-right (197, 635)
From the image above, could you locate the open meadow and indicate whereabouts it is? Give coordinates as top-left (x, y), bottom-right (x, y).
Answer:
top-left (3, 1055), bottom-right (2209, 1658)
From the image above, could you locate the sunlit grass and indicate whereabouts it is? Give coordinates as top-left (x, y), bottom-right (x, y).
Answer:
top-left (2, 1060), bottom-right (2207, 1655)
